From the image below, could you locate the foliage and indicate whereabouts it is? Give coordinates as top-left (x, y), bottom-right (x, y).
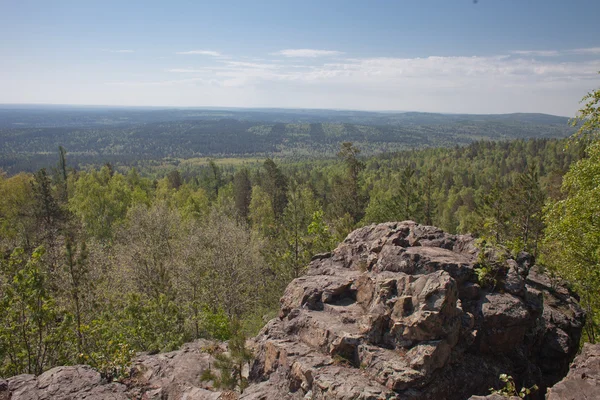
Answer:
top-left (79, 317), bottom-right (135, 382)
top-left (0, 247), bottom-right (73, 376)
top-left (570, 79), bottom-right (600, 141)
top-left (474, 239), bottom-right (509, 290)
top-left (200, 307), bottom-right (232, 341)
top-left (0, 109), bottom-right (574, 174)
top-left (543, 83), bottom-right (600, 344)
top-left (544, 140), bottom-right (600, 343)
top-left (200, 321), bottom-right (253, 393)
top-left (489, 374), bottom-right (538, 398)
top-left (69, 167), bottom-right (133, 240)
top-left (0, 130), bottom-right (590, 378)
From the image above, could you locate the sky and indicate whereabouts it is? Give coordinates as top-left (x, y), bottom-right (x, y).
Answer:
top-left (1, 0), bottom-right (600, 116)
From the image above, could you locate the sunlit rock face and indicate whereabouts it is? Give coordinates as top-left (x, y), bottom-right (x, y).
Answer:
top-left (546, 342), bottom-right (600, 400)
top-left (249, 221), bottom-right (584, 400)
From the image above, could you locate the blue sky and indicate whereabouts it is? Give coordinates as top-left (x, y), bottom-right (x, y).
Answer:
top-left (1, 0), bottom-right (600, 115)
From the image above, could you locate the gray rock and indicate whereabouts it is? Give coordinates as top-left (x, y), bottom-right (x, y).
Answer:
top-left (1, 341), bottom-right (223, 400)
top-left (6, 366), bottom-right (128, 400)
top-left (546, 343), bottom-right (600, 400)
top-left (249, 222), bottom-right (585, 399)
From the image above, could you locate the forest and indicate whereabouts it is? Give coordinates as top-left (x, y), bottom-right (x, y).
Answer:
top-left (0, 92), bottom-right (598, 380)
top-left (0, 107), bottom-right (573, 174)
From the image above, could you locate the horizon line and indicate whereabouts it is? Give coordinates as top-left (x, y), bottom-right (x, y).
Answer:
top-left (0, 102), bottom-right (572, 118)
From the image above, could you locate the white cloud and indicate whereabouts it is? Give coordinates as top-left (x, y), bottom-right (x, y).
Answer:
top-left (106, 77), bottom-right (219, 87)
top-left (570, 47), bottom-right (600, 55)
top-left (167, 68), bottom-right (207, 73)
top-left (155, 54), bottom-right (600, 92)
top-left (274, 49), bottom-right (344, 58)
top-left (511, 50), bottom-right (559, 57)
top-left (225, 61), bottom-right (281, 69)
top-left (511, 47), bottom-right (600, 57)
top-left (103, 49), bottom-right (134, 53)
top-left (175, 50), bottom-right (222, 56)
top-left (90, 51), bottom-right (600, 114)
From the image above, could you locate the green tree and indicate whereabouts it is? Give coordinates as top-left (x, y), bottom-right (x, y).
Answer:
top-left (0, 247), bottom-right (73, 376)
top-left (543, 83), bottom-right (600, 343)
top-left (166, 170), bottom-right (183, 190)
top-left (479, 180), bottom-right (510, 243)
top-left (233, 168), bottom-right (252, 220)
top-left (117, 203), bottom-right (183, 301)
top-left (248, 185), bottom-right (276, 237)
top-left (307, 209), bottom-right (335, 254)
top-left (69, 168), bottom-right (132, 240)
top-left (544, 140), bottom-right (600, 343)
top-left (570, 79), bottom-right (600, 141)
top-left (63, 235), bottom-right (90, 356)
top-left (32, 168), bottom-right (63, 239)
top-left (57, 146), bottom-right (68, 202)
top-left (279, 182), bottom-right (319, 280)
top-left (392, 165), bottom-right (421, 222)
top-left (334, 142), bottom-right (365, 223)
top-left (201, 320), bottom-right (253, 393)
top-left (422, 169), bottom-right (436, 226)
top-left (509, 166), bottom-right (545, 256)
top-left (207, 160), bottom-right (222, 198)
top-left (262, 158), bottom-right (288, 219)
top-left (0, 173), bottom-right (36, 250)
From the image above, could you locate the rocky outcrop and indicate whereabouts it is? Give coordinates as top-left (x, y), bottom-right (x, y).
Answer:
top-left (1, 340), bottom-right (226, 400)
top-left (0, 365), bottom-right (127, 400)
top-left (546, 343), bottom-right (600, 400)
top-left (0, 222), bottom-right (587, 400)
top-left (249, 222), bottom-right (585, 399)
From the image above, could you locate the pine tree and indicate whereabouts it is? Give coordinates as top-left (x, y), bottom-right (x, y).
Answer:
top-left (333, 142), bottom-right (365, 223)
top-left (262, 158), bottom-right (288, 219)
top-left (233, 168), bottom-right (252, 220)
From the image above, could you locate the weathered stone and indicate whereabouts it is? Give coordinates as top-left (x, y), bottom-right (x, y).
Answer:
top-left (7, 366), bottom-right (128, 400)
top-left (3, 341), bottom-right (223, 400)
top-left (546, 343), bottom-right (600, 400)
top-left (249, 222), bottom-right (585, 399)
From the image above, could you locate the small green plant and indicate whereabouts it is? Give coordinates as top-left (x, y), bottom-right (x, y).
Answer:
top-left (201, 320), bottom-right (253, 393)
top-left (84, 340), bottom-right (134, 382)
top-left (79, 316), bottom-right (136, 381)
top-left (489, 374), bottom-right (538, 398)
top-left (332, 354), bottom-right (353, 367)
top-left (475, 238), bottom-right (509, 290)
top-left (201, 306), bottom-right (232, 340)
top-left (475, 264), bottom-right (498, 289)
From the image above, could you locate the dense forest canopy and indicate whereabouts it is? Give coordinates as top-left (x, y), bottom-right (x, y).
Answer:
top-left (0, 90), bottom-right (598, 381)
top-left (0, 107), bottom-right (574, 174)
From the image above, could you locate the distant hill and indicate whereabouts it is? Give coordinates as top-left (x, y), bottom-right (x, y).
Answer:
top-left (0, 105), bottom-right (571, 127)
top-left (0, 106), bottom-right (574, 173)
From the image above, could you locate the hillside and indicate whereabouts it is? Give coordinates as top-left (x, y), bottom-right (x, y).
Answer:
top-left (0, 106), bottom-right (574, 173)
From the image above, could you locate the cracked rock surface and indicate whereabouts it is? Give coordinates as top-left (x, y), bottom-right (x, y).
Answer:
top-left (249, 222), bottom-right (584, 399)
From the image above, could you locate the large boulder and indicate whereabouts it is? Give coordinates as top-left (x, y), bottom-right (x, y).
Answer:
top-left (249, 222), bottom-right (585, 399)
